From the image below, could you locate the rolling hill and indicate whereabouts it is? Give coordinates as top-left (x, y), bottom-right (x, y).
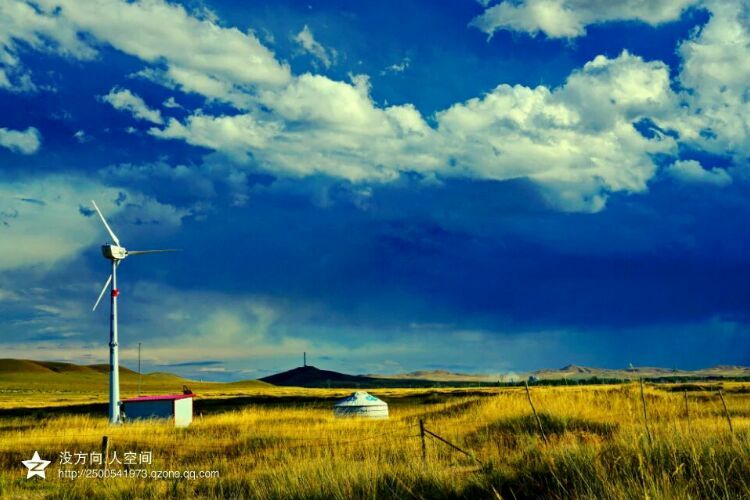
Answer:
top-left (259, 365), bottom-right (497, 388)
top-left (0, 359), bottom-right (138, 376)
top-left (0, 359), bottom-right (272, 410)
top-left (260, 365), bottom-right (386, 388)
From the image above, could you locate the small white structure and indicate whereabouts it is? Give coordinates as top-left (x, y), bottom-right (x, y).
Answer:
top-left (121, 394), bottom-right (194, 427)
top-left (333, 391), bottom-right (388, 418)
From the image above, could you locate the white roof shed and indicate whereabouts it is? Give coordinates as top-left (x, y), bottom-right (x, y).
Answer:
top-left (333, 391), bottom-right (389, 418)
top-left (121, 394), bottom-right (194, 427)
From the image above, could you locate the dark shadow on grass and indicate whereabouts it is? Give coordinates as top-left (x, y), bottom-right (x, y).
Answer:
top-left (466, 412), bottom-right (616, 448)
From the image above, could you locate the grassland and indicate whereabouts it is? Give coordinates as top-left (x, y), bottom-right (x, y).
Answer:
top-left (0, 381), bottom-right (749, 499)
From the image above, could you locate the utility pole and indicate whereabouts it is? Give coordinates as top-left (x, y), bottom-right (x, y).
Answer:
top-left (303, 351), bottom-right (306, 367)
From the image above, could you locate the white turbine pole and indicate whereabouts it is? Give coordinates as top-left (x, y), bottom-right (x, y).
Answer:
top-left (138, 342), bottom-right (142, 396)
top-left (91, 199), bottom-right (179, 425)
top-left (109, 259), bottom-right (120, 424)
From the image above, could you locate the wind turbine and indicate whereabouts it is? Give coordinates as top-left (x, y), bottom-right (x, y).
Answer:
top-left (90, 200), bottom-right (178, 424)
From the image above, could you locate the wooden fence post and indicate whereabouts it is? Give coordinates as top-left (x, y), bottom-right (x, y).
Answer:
top-left (422, 427), bottom-right (483, 465)
top-left (525, 381), bottom-right (548, 444)
top-left (419, 419), bottom-right (427, 465)
top-left (101, 435), bottom-right (109, 464)
top-left (683, 390), bottom-right (691, 430)
top-left (640, 379), bottom-right (653, 446)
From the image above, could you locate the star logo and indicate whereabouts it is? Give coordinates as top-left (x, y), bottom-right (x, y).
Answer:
top-left (22, 451), bottom-right (51, 479)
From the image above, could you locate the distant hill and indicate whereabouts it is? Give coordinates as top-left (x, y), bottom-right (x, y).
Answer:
top-left (259, 365), bottom-right (498, 388)
top-left (0, 359), bottom-right (272, 411)
top-left (260, 365), bottom-right (382, 388)
top-left (0, 359), bottom-right (137, 376)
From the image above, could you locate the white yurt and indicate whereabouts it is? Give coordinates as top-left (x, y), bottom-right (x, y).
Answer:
top-left (332, 391), bottom-right (389, 418)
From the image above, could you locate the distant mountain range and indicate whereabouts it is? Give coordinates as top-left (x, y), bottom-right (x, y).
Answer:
top-left (371, 364), bottom-right (750, 382)
top-left (2, 359), bottom-right (749, 390)
top-left (531, 364), bottom-right (750, 380)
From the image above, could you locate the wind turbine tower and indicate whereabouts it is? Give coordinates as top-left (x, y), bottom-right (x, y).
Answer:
top-left (91, 200), bottom-right (178, 424)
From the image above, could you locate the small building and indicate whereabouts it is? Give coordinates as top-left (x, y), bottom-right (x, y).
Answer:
top-left (333, 391), bottom-right (388, 418)
top-left (121, 394), bottom-right (194, 427)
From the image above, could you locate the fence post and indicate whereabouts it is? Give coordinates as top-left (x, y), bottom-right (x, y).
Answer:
top-left (640, 379), bottom-right (652, 446)
top-left (683, 390), bottom-right (691, 430)
top-left (718, 390), bottom-right (734, 435)
top-left (525, 381), bottom-right (548, 444)
top-left (101, 435), bottom-right (109, 464)
top-left (419, 419), bottom-right (427, 465)
top-left (422, 426), bottom-right (483, 465)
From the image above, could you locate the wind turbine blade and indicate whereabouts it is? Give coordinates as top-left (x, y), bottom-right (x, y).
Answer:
top-left (90, 200), bottom-right (120, 246)
top-left (92, 274), bottom-right (112, 311)
top-left (127, 249), bottom-right (181, 256)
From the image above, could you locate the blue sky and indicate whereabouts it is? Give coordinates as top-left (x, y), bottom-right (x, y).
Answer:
top-left (1, 0), bottom-right (749, 380)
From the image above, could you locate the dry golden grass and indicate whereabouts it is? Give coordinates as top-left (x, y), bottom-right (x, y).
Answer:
top-left (0, 383), bottom-right (749, 499)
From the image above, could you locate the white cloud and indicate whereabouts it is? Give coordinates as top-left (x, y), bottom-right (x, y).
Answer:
top-left (73, 130), bottom-right (92, 143)
top-left (666, 160), bottom-right (732, 186)
top-left (0, 127), bottom-right (41, 154)
top-left (152, 73), bottom-right (440, 182)
top-left (436, 51), bottom-right (677, 211)
top-left (294, 25), bottom-right (335, 68)
top-left (151, 52), bottom-right (675, 211)
top-left (150, 112), bottom-right (281, 160)
top-left (8, 0), bottom-right (748, 213)
top-left (101, 87), bottom-right (163, 124)
top-left (35, 0), bottom-right (291, 96)
top-left (0, 0), bottom-right (96, 91)
top-left (0, 288), bottom-right (20, 301)
top-left (162, 96), bottom-right (182, 109)
top-left (470, 0), bottom-right (700, 38)
top-left (0, 175), bottom-right (186, 270)
top-left (663, 0), bottom-right (750, 165)
top-left (381, 57), bottom-right (411, 75)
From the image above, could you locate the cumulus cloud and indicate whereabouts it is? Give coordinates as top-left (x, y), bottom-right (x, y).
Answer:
top-left (37, 0), bottom-right (290, 96)
top-left (294, 25), bottom-right (336, 68)
top-left (0, 175), bottom-right (186, 270)
top-left (664, 0), bottom-right (750, 165)
top-left (101, 87), bottom-right (163, 124)
top-left (7, 0), bottom-right (750, 213)
top-left (0, 126), bottom-right (41, 154)
top-left (437, 51), bottom-right (677, 210)
top-left (151, 73), bottom-right (440, 182)
top-left (470, 0), bottom-right (700, 38)
top-left (150, 112), bottom-right (281, 160)
top-left (151, 52), bottom-right (676, 211)
top-left (666, 160), bottom-right (732, 186)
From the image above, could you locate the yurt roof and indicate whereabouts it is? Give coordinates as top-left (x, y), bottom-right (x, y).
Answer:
top-left (333, 391), bottom-right (387, 407)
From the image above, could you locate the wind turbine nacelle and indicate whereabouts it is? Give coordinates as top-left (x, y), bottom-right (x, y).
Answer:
top-left (102, 244), bottom-right (127, 260)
